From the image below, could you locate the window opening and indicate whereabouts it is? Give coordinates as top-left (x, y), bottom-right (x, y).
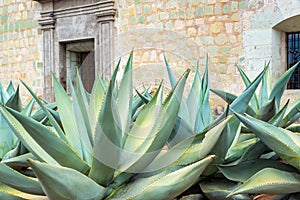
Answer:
top-left (287, 32), bottom-right (300, 89)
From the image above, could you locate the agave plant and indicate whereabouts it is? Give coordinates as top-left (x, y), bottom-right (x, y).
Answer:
top-left (0, 53), bottom-right (233, 199)
top-left (197, 63), bottom-right (300, 199)
top-left (164, 56), bottom-right (212, 140)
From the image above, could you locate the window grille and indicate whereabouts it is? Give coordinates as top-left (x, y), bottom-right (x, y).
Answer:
top-left (287, 32), bottom-right (300, 89)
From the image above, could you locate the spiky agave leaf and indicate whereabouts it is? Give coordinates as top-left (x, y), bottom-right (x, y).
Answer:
top-left (0, 105), bottom-right (90, 174)
top-left (28, 159), bottom-right (106, 200)
top-left (143, 116), bottom-right (231, 172)
top-left (116, 51), bottom-right (133, 135)
top-left (200, 179), bottom-right (251, 200)
top-left (236, 64), bottom-right (259, 111)
top-left (118, 70), bottom-right (190, 178)
top-left (88, 77), bottom-right (122, 186)
top-left (228, 168), bottom-right (300, 196)
top-left (235, 112), bottom-right (300, 170)
top-left (53, 75), bottom-right (84, 159)
top-left (219, 159), bottom-right (298, 182)
top-left (269, 61), bottom-right (299, 111)
top-left (110, 155), bottom-right (215, 200)
top-left (0, 162), bottom-right (44, 195)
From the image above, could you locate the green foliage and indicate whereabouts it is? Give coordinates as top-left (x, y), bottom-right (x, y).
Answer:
top-left (0, 54), bottom-right (299, 199)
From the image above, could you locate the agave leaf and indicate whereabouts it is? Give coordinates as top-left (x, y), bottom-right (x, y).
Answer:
top-left (269, 61), bottom-right (299, 110)
top-left (228, 168), bottom-right (300, 196)
top-left (2, 152), bottom-right (36, 168)
top-left (287, 125), bottom-right (300, 132)
top-left (116, 51), bottom-right (133, 135)
top-left (144, 116), bottom-right (231, 172)
top-left (187, 66), bottom-right (201, 129)
top-left (5, 86), bottom-right (22, 112)
top-left (88, 76), bottom-right (107, 135)
top-left (53, 75), bottom-right (83, 158)
top-left (2, 106), bottom-right (90, 174)
top-left (225, 140), bottom-right (267, 166)
top-left (110, 155), bottom-right (215, 200)
top-left (0, 105), bottom-right (58, 165)
top-left (179, 194), bottom-right (205, 200)
top-left (120, 83), bottom-right (164, 170)
top-left (225, 137), bottom-right (259, 162)
top-left (21, 99), bottom-right (35, 117)
top-left (164, 54), bottom-right (177, 88)
top-left (89, 78), bottom-right (122, 186)
top-left (210, 89), bottom-right (256, 117)
top-left (195, 58), bottom-right (212, 132)
top-left (219, 159), bottom-right (298, 182)
top-left (167, 116), bottom-right (195, 147)
top-left (280, 98), bottom-right (300, 128)
top-left (257, 98), bottom-right (276, 121)
top-left (258, 63), bottom-right (271, 107)
top-left (236, 64), bottom-right (259, 111)
top-left (28, 159), bottom-right (106, 200)
top-left (176, 116), bottom-right (231, 166)
top-left (6, 81), bottom-right (15, 96)
top-left (164, 56), bottom-right (191, 127)
top-left (200, 179), bottom-right (251, 200)
top-left (0, 162), bottom-right (44, 195)
top-left (21, 81), bottom-right (67, 141)
top-left (0, 83), bottom-right (10, 103)
top-left (121, 70), bottom-right (190, 174)
top-left (209, 67), bottom-right (268, 168)
top-left (268, 100), bottom-right (289, 126)
top-left (69, 82), bottom-right (92, 164)
top-left (235, 113), bottom-right (300, 170)
top-left (230, 66), bottom-right (268, 114)
top-left (74, 70), bottom-right (93, 146)
top-left (0, 191), bottom-right (25, 200)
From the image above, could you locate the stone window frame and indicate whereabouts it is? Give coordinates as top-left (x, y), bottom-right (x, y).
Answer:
top-left (273, 14), bottom-right (300, 94)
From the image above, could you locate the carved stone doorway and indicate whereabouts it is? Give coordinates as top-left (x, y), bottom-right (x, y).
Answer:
top-left (34, 0), bottom-right (115, 101)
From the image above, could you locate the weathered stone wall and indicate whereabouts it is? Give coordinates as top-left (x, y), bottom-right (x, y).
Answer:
top-left (114, 0), bottom-right (300, 107)
top-left (0, 0), bottom-right (42, 100)
top-left (0, 0), bottom-right (299, 105)
top-left (114, 0), bottom-right (252, 106)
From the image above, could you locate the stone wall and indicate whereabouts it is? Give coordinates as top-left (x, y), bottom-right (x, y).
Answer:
top-left (0, 0), bottom-right (299, 105)
top-left (0, 0), bottom-right (42, 100)
top-left (114, 0), bottom-right (253, 106)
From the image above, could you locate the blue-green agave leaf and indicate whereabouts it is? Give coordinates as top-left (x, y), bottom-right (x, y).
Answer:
top-left (2, 106), bottom-right (90, 174)
top-left (195, 57), bottom-right (212, 132)
top-left (28, 159), bottom-right (106, 200)
top-left (236, 64), bottom-right (259, 111)
top-left (53, 75), bottom-right (83, 158)
top-left (21, 81), bottom-right (67, 141)
top-left (269, 62), bottom-right (299, 110)
top-left (228, 168), bottom-right (300, 196)
top-left (89, 78), bottom-right (122, 186)
top-left (258, 62), bottom-right (271, 107)
top-left (0, 162), bottom-right (44, 195)
top-left (5, 86), bottom-right (22, 112)
top-left (219, 159), bottom-right (298, 182)
top-left (6, 81), bottom-right (15, 96)
top-left (268, 100), bottom-right (289, 126)
top-left (116, 51), bottom-right (133, 135)
top-left (200, 179), bottom-right (251, 200)
top-left (164, 54), bottom-right (177, 89)
top-left (257, 98), bottom-right (276, 121)
top-left (110, 155), bottom-right (214, 200)
top-left (235, 112), bottom-right (300, 170)
top-left (281, 98), bottom-right (300, 128)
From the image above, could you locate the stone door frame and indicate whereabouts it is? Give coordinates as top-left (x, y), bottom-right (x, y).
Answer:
top-left (33, 0), bottom-right (115, 101)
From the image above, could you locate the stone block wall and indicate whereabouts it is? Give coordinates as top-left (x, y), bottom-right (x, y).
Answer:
top-left (114, 0), bottom-right (256, 106)
top-left (0, 0), bottom-right (42, 101)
